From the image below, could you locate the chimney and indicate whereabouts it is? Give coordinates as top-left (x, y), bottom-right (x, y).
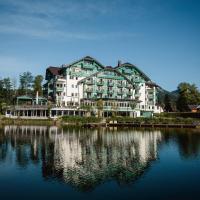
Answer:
top-left (117, 60), bottom-right (122, 67)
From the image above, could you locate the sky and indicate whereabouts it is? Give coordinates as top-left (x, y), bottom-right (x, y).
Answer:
top-left (0, 0), bottom-right (199, 91)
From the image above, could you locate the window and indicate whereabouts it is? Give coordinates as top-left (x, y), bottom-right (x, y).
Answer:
top-left (76, 77), bottom-right (78, 80)
top-left (70, 76), bottom-right (74, 79)
top-left (75, 93), bottom-right (78, 97)
top-left (72, 84), bottom-right (74, 88)
top-left (71, 93), bottom-right (74, 96)
top-left (75, 85), bottom-right (78, 88)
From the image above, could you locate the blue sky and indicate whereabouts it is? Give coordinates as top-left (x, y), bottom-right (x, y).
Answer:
top-left (0, 0), bottom-right (199, 91)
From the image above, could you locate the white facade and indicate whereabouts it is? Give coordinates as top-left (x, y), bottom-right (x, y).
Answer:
top-left (45, 56), bottom-right (163, 117)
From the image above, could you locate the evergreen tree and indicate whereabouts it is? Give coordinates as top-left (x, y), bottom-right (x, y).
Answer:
top-left (33, 75), bottom-right (43, 96)
top-left (164, 94), bottom-right (173, 112)
top-left (19, 72), bottom-right (33, 95)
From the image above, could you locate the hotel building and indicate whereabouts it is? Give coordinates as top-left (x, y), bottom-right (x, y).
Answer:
top-left (44, 56), bottom-right (163, 117)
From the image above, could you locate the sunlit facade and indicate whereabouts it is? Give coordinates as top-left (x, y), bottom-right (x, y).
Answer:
top-left (44, 56), bottom-right (163, 117)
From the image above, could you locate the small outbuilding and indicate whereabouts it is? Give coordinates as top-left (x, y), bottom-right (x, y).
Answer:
top-left (188, 105), bottom-right (200, 113)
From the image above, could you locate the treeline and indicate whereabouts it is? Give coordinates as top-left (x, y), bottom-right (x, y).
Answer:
top-left (159, 82), bottom-right (200, 112)
top-left (0, 72), bottom-right (43, 113)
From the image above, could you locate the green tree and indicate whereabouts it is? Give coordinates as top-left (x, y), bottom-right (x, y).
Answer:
top-left (33, 75), bottom-right (43, 96)
top-left (0, 78), bottom-right (13, 104)
top-left (19, 72), bottom-right (33, 95)
top-left (0, 78), bottom-right (13, 113)
top-left (176, 82), bottom-right (200, 112)
top-left (164, 94), bottom-right (173, 112)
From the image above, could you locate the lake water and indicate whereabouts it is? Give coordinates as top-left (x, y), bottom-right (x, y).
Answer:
top-left (0, 125), bottom-right (200, 200)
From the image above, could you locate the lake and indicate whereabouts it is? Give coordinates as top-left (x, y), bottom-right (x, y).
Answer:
top-left (0, 125), bottom-right (200, 200)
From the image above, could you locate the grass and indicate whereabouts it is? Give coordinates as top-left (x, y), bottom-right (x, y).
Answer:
top-left (62, 116), bottom-right (102, 124)
top-left (0, 117), bottom-right (54, 125)
top-left (106, 116), bottom-right (200, 125)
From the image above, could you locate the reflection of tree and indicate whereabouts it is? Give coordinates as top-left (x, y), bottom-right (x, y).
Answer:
top-left (0, 129), bottom-right (8, 162)
top-left (162, 129), bottom-right (200, 159)
top-left (0, 126), bottom-right (163, 191)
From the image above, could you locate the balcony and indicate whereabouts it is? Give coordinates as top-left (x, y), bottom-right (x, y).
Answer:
top-left (85, 88), bottom-right (93, 93)
top-left (123, 69), bottom-right (132, 75)
top-left (56, 87), bottom-right (64, 92)
top-left (135, 93), bottom-right (141, 98)
top-left (97, 81), bottom-right (104, 86)
top-left (117, 83), bottom-right (124, 88)
top-left (86, 80), bottom-right (94, 85)
top-left (125, 84), bottom-right (132, 89)
top-left (108, 90), bottom-right (114, 94)
top-left (148, 94), bottom-right (154, 99)
top-left (132, 78), bottom-right (143, 83)
top-left (117, 91), bottom-right (123, 95)
top-left (82, 64), bottom-right (94, 70)
top-left (107, 82), bottom-right (114, 87)
top-left (96, 90), bottom-right (103, 94)
top-left (124, 96), bottom-right (132, 100)
top-left (127, 91), bottom-right (132, 96)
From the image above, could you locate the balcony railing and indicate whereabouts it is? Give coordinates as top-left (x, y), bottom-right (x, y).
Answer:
top-left (82, 64), bottom-right (94, 70)
top-left (117, 91), bottom-right (123, 95)
top-left (107, 82), bottom-right (114, 87)
top-left (108, 90), bottom-right (114, 94)
top-left (123, 69), bottom-right (132, 75)
top-left (127, 91), bottom-right (132, 96)
top-left (85, 88), bottom-right (93, 92)
top-left (117, 83), bottom-right (125, 88)
top-left (96, 90), bottom-right (103, 93)
top-left (56, 87), bottom-right (64, 92)
top-left (135, 93), bottom-right (141, 98)
top-left (97, 81), bottom-right (104, 86)
top-left (148, 94), bottom-right (154, 99)
top-left (125, 84), bottom-right (132, 89)
top-left (86, 80), bottom-right (94, 85)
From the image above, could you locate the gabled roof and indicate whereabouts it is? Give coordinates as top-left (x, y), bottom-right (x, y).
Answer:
top-left (46, 66), bottom-right (61, 76)
top-left (115, 62), bottom-right (151, 81)
top-left (78, 67), bottom-right (134, 87)
top-left (16, 96), bottom-right (33, 100)
top-left (61, 56), bottom-right (105, 69)
top-left (146, 81), bottom-right (159, 87)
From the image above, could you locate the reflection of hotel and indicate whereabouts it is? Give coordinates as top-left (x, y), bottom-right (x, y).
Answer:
top-left (3, 126), bottom-right (161, 190)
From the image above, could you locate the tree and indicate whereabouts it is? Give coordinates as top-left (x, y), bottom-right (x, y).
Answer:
top-left (0, 78), bottom-right (13, 113)
top-left (33, 75), bottom-right (43, 96)
top-left (176, 82), bottom-right (200, 112)
top-left (164, 94), bottom-right (173, 112)
top-left (19, 72), bottom-right (33, 95)
top-left (0, 78), bottom-right (13, 104)
top-left (11, 78), bottom-right (17, 96)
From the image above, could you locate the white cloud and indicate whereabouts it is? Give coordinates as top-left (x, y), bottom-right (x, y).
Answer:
top-left (0, 0), bottom-right (140, 40)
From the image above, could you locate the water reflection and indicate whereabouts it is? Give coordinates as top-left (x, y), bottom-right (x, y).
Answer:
top-left (2, 126), bottom-right (199, 191)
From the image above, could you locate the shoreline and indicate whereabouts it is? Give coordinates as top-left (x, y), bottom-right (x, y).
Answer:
top-left (0, 117), bottom-right (200, 129)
